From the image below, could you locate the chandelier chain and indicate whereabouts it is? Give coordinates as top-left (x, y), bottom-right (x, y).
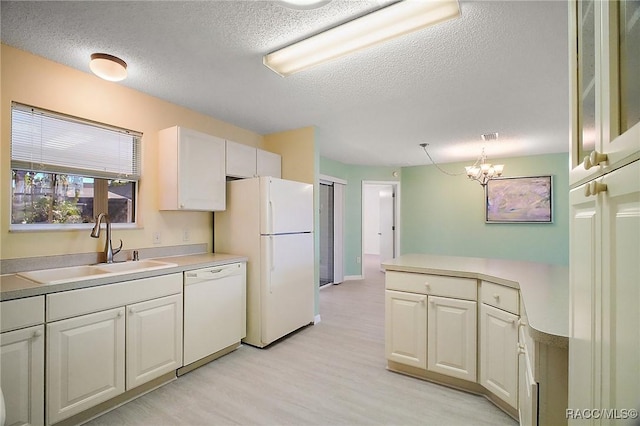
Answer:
top-left (420, 144), bottom-right (466, 177)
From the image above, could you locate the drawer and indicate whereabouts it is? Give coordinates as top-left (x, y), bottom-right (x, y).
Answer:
top-left (47, 273), bottom-right (182, 322)
top-left (1, 295), bottom-right (45, 332)
top-left (386, 271), bottom-right (477, 301)
top-left (481, 281), bottom-right (519, 315)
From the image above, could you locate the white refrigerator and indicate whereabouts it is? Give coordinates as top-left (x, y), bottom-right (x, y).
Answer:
top-left (214, 176), bottom-right (314, 347)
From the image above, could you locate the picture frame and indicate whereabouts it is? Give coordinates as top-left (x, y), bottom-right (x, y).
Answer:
top-left (485, 175), bottom-right (553, 223)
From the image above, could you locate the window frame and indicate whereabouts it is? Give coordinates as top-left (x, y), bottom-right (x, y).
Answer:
top-left (9, 103), bottom-right (142, 232)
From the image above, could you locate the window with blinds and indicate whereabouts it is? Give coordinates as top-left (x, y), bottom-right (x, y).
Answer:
top-left (10, 103), bottom-right (142, 227)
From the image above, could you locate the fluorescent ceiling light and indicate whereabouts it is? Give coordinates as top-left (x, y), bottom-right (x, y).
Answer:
top-left (264, 0), bottom-right (460, 77)
top-left (278, 0), bottom-right (332, 10)
top-left (90, 53), bottom-right (128, 82)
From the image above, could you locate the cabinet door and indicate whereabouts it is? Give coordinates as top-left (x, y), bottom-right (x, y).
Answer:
top-left (568, 182), bottom-right (600, 420)
top-left (427, 296), bottom-right (476, 382)
top-left (47, 308), bottom-right (125, 424)
top-left (518, 335), bottom-right (538, 426)
top-left (385, 290), bottom-right (427, 369)
top-left (177, 128), bottom-right (226, 211)
top-left (601, 161), bottom-right (640, 412)
top-left (256, 149), bottom-right (281, 178)
top-left (126, 294), bottom-right (183, 389)
top-left (226, 140), bottom-right (257, 178)
top-left (480, 304), bottom-right (518, 408)
top-left (0, 325), bottom-right (44, 426)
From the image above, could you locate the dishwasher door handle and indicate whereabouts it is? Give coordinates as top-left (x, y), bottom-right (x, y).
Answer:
top-left (185, 264), bottom-right (240, 283)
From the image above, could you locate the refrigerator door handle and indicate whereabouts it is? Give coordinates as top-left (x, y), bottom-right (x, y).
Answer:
top-left (269, 236), bottom-right (275, 293)
top-left (268, 200), bottom-right (274, 235)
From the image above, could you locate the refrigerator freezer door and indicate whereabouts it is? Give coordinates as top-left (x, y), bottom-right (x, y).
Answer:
top-left (260, 177), bottom-right (313, 235)
top-left (260, 233), bottom-right (314, 345)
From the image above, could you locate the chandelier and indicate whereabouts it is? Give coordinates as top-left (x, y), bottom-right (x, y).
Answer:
top-left (464, 147), bottom-right (504, 186)
top-left (419, 133), bottom-right (505, 187)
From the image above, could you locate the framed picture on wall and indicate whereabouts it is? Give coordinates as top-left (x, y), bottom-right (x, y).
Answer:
top-left (485, 175), bottom-right (553, 223)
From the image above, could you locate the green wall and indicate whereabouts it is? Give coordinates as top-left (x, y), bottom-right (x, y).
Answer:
top-left (320, 153), bottom-right (570, 273)
top-left (320, 157), bottom-right (400, 276)
top-left (400, 153), bottom-right (569, 265)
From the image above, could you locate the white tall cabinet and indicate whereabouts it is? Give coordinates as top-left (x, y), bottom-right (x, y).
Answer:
top-left (568, 0), bottom-right (640, 421)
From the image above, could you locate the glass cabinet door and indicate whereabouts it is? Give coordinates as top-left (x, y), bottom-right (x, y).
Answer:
top-left (577, 0), bottom-right (597, 162)
top-left (618, 0), bottom-right (640, 133)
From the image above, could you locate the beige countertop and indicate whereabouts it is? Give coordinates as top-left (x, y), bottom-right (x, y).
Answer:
top-left (0, 252), bottom-right (247, 302)
top-left (382, 254), bottom-right (569, 347)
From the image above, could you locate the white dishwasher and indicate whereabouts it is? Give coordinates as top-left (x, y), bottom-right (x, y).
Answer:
top-left (183, 262), bottom-right (246, 367)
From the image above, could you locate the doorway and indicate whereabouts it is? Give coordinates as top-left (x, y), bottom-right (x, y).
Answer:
top-left (319, 183), bottom-right (334, 286)
top-left (362, 181), bottom-right (399, 276)
top-left (319, 175), bottom-right (345, 287)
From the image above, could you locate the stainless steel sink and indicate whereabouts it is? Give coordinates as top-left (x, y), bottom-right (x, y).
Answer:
top-left (17, 260), bottom-right (177, 285)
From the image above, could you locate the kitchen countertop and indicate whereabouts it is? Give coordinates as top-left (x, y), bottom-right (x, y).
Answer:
top-left (0, 252), bottom-right (248, 301)
top-left (382, 254), bottom-right (569, 348)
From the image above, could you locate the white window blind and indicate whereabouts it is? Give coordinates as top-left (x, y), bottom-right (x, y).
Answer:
top-left (11, 103), bottom-right (142, 180)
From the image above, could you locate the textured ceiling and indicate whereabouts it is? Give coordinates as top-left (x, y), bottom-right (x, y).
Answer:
top-left (0, 0), bottom-right (569, 167)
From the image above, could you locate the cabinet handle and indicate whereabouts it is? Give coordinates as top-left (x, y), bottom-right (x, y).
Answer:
top-left (117, 311), bottom-right (123, 318)
top-left (584, 180), bottom-right (608, 197)
top-left (518, 319), bottom-right (526, 328)
top-left (32, 330), bottom-right (43, 338)
top-left (420, 298), bottom-right (426, 305)
top-left (424, 282), bottom-right (430, 292)
top-left (493, 294), bottom-right (500, 301)
top-left (583, 150), bottom-right (608, 170)
top-left (129, 307), bottom-right (135, 314)
top-left (429, 299), bottom-right (435, 305)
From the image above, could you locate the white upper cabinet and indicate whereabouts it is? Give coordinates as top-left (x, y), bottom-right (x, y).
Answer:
top-left (225, 140), bottom-right (281, 179)
top-left (226, 140), bottom-right (257, 178)
top-left (257, 149), bottom-right (281, 178)
top-left (569, 0), bottom-right (640, 185)
top-left (158, 126), bottom-right (226, 211)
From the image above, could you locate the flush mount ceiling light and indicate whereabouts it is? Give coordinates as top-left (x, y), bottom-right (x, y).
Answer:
top-left (89, 53), bottom-right (127, 82)
top-left (264, 0), bottom-right (460, 76)
top-left (278, 0), bottom-right (332, 10)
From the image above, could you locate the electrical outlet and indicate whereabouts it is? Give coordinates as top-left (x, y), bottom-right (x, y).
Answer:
top-left (356, 256), bottom-right (361, 264)
top-left (182, 228), bottom-right (190, 242)
top-left (152, 232), bottom-right (161, 245)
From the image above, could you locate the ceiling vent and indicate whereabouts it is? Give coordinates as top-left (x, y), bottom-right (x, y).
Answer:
top-left (481, 132), bottom-right (499, 141)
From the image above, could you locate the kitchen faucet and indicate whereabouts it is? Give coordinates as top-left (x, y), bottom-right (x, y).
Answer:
top-left (90, 213), bottom-right (123, 263)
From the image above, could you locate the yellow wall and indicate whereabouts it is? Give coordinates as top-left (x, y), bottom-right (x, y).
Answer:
top-left (1, 44), bottom-right (264, 260)
top-left (264, 127), bottom-right (316, 184)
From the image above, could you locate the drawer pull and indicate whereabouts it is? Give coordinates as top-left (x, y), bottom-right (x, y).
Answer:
top-left (493, 294), bottom-right (500, 301)
top-left (129, 307), bottom-right (135, 314)
top-left (117, 311), bottom-right (123, 318)
top-left (32, 330), bottom-right (43, 338)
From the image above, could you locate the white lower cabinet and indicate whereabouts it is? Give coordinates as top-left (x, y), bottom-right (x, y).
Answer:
top-left (45, 273), bottom-right (183, 424)
top-left (518, 324), bottom-right (539, 426)
top-left (47, 308), bottom-right (126, 424)
top-left (385, 290), bottom-right (427, 369)
top-left (0, 324), bottom-right (45, 426)
top-left (126, 294), bottom-right (183, 389)
top-left (480, 303), bottom-right (518, 408)
top-left (427, 296), bottom-right (477, 381)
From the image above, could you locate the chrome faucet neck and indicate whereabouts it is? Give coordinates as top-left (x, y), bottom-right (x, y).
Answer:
top-left (90, 213), bottom-right (122, 263)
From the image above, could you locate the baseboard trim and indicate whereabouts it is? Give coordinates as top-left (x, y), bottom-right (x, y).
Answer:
top-left (314, 314), bottom-right (321, 324)
top-left (344, 275), bottom-right (364, 281)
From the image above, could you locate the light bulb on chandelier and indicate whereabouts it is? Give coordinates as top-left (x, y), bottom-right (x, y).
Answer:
top-left (419, 133), bottom-right (505, 187)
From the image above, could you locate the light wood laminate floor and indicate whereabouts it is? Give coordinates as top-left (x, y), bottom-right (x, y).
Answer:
top-left (86, 255), bottom-right (517, 426)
